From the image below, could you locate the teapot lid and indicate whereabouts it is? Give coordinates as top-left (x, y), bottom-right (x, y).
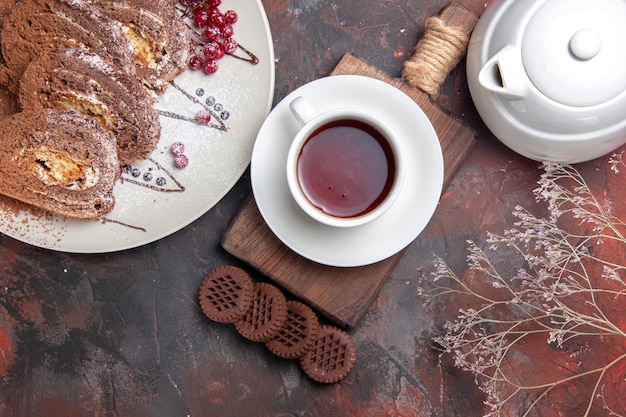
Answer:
top-left (522, 0), bottom-right (626, 107)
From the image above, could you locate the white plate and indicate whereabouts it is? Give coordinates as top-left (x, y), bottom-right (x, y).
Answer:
top-left (251, 75), bottom-right (443, 267)
top-left (0, 0), bottom-right (275, 253)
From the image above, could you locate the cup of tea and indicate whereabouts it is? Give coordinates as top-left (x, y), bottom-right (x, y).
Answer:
top-left (286, 96), bottom-right (406, 228)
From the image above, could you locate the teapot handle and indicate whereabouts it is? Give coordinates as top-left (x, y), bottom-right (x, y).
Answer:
top-left (478, 45), bottom-right (526, 100)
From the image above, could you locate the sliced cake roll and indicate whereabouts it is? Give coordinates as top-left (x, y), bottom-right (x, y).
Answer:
top-left (0, 109), bottom-right (119, 219)
top-left (88, 0), bottom-right (190, 93)
top-left (18, 48), bottom-right (161, 163)
top-left (0, 0), bottom-right (136, 93)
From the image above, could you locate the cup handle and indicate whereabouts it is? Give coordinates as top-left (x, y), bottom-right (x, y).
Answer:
top-left (289, 96), bottom-right (316, 126)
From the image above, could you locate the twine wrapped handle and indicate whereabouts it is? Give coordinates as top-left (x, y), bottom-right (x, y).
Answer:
top-left (401, 3), bottom-right (478, 99)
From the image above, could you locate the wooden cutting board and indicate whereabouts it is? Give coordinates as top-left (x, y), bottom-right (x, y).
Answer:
top-left (222, 6), bottom-right (477, 329)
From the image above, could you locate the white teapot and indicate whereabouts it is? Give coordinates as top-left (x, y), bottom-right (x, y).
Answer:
top-left (466, 0), bottom-right (626, 163)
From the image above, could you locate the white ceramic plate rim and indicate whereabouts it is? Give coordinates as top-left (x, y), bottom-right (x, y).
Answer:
top-left (0, 0), bottom-right (275, 253)
top-left (251, 75), bottom-right (443, 267)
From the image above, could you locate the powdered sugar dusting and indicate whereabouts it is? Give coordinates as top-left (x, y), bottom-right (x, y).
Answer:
top-left (0, 0), bottom-right (274, 252)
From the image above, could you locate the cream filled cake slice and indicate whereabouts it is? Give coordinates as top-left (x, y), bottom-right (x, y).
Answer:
top-left (0, 0), bottom-right (136, 93)
top-left (0, 109), bottom-right (119, 219)
top-left (84, 0), bottom-right (189, 93)
top-left (18, 48), bottom-right (161, 163)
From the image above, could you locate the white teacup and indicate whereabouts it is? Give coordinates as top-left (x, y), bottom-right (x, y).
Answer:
top-left (286, 96), bottom-right (406, 228)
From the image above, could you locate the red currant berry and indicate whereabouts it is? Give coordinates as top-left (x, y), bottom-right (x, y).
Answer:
top-left (223, 38), bottom-right (237, 53)
top-left (208, 0), bottom-right (221, 7)
top-left (188, 55), bottom-right (204, 70)
top-left (220, 24), bottom-right (234, 39)
top-left (203, 59), bottom-right (219, 74)
top-left (204, 25), bottom-right (220, 42)
top-left (207, 6), bottom-right (221, 18)
top-left (210, 12), bottom-right (225, 28)
top-left (174, 154), bottom-right (189, 169)
top-left (224, 10), bottom-right (238, 25)
top-left (170, 142), bottom-right (185, 156)
top-left (203, 42), bottom-right (224, 60)
top-left (194, 9), bottom-right (210, 27)
top-left (196, 110), bottom-right (211, 124)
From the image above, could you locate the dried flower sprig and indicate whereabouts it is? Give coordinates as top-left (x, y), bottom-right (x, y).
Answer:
top-left (420, 161), bottom-right (626, 416)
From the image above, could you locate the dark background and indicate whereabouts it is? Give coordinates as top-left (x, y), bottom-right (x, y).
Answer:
top-left (2, 0), bottom-right (621, 416)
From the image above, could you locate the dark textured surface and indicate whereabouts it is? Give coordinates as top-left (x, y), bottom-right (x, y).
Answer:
top-left (1, 0), bottom-right (622, 416)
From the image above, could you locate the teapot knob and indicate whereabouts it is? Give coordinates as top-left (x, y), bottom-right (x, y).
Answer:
top-left (569, 29), bottom-right (602, 60)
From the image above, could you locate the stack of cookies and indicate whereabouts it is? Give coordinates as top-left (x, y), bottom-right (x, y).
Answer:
top-left (199, 265), bottom-right (357, 384)
top-left (0, 0), bottom-right (188, 218)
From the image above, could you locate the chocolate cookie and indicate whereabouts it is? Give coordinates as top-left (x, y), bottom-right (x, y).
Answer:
top-left (235, 282), bottom-right (288, 342)
top-left (198, 266), bottom-right (254, 324)
top-left (300, 325), bottom-right (356, 383)
top-left (266, 300), bottom-right (319, 359)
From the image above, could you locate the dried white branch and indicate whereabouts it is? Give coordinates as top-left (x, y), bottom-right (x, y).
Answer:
top-left (422, 161), bottom-right (626, 417)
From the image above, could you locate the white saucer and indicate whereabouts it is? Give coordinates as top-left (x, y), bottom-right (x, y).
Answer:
top-left (250, 75), bottom-right (443, 267)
